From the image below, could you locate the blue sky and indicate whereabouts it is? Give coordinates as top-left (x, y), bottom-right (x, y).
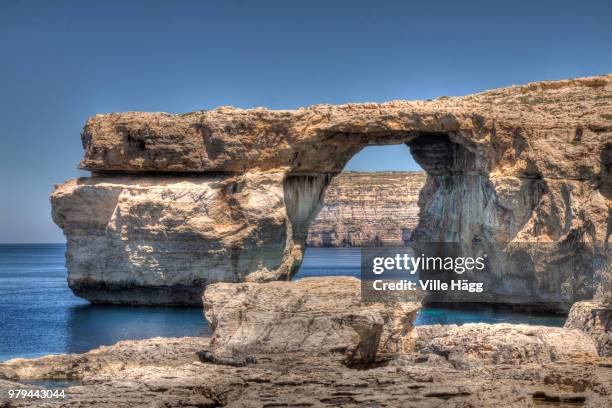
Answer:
top-left (1, 0), bottom-right (611, 243)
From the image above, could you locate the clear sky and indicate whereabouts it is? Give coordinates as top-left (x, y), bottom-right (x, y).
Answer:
top-left (1, 0), bottom-right (611, 243)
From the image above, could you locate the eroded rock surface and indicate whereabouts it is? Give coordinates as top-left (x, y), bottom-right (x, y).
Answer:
top-left (0, 337), bottom-right (211, 381)
top-left (52, 174), bottom-right (306, 305)
top-left (52, 75), bottom-right (612, 307)
top-left (410, 323), bottom-right (599, 369)
top-left (77, 76), bottom-right (612, 177)
top-left (203, 277), bottom-right (420, 365)
top-left (1, 325), bottom-right (609, 407)
top-left (565, 300), bottom-right (612, 357)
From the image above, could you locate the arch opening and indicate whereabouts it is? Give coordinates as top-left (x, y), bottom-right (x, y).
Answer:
top-left (305, 143), bottom-right (424, 248)
top-left (283, 131), bottom-right (593, 318)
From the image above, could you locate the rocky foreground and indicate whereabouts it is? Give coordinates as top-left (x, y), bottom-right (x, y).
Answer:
top-left (1, 278), bottom-right (610, 407)
top-left (1, 329), bottom-right (609, 408)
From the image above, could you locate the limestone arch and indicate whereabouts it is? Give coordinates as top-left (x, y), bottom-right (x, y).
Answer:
top-left (282, 132), bottom-right (597, 311)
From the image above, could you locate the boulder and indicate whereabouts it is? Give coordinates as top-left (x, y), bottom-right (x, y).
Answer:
top-left (410, 323), bottom-right (599, 370)
top-left (565, 301), bottom-right (612, 356)
top-left (203, 277), bottom-right (420, 365)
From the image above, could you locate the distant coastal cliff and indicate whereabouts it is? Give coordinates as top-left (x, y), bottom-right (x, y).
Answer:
top-left (306, 172), bottom-right (426, 247)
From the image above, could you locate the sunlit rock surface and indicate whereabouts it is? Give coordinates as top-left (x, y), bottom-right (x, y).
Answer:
top-left (52, 75), bottom-right (612, 307)
top-left (1, 325), bottom-right (609, 407)
top-left (410, 323), bottom-right (598, 369)
top-left (203, 277), bottom-right (420, 365)
top-left (52, 174), bottom-right (305, 305)
top-left (565, 300), bottom-right (612, 356)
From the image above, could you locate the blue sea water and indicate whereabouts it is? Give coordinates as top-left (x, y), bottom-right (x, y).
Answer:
top-left (0, 244), bottom-right (209, 361)
top-left (0, 245), bottom-right (565, 361)
top-left (295, 247), bottom-right (566, 327)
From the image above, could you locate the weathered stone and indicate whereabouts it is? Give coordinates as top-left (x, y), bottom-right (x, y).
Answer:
top-left (51, 173), bottom-right (311, 305)
top-left (1, 325), bottom-right (609, 407)
top-left (78, 76), bottom-right (612, 179)
top-left (306, 171), bottom-right (426, 247)
top-left (52, 75), bottom-right (612, 307)
top-left (203, 277), bottom-right (420, 365)
top-left (595, 261), bottom-right (612, 307)
top-left (565, 301), bottom-right (612, 356)
top-left (0, 337), bottom-right (211, 381)
top-left (409, 323), bottom-right (598, 370)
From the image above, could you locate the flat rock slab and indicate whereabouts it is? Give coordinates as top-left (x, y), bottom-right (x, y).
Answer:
top-left (203, 276), bottom-right (420, 365)
top-left (77, 75), bottom-right (612, 177)
top-left (1, 328), bottom-right (609, 407)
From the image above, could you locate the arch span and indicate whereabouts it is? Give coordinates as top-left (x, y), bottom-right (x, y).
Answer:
top-left (52, 75), bottom-right (612, 308)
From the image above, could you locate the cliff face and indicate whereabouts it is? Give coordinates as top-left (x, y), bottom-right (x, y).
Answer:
top-left (51, 174), bottom-right (304, 305)
top-left (306, 172), bottom-right (426, 247)
top-left (410, 132), bottom-right (609, 310)
top-left (52, 74), bottom-right (612, 308)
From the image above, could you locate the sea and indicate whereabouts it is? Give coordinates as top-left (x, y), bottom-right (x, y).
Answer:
top-left (0, 244), bottom-right (566, 362)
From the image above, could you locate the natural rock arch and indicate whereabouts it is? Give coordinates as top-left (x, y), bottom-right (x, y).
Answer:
top-left (52, 75), bottom-right (612, 310)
